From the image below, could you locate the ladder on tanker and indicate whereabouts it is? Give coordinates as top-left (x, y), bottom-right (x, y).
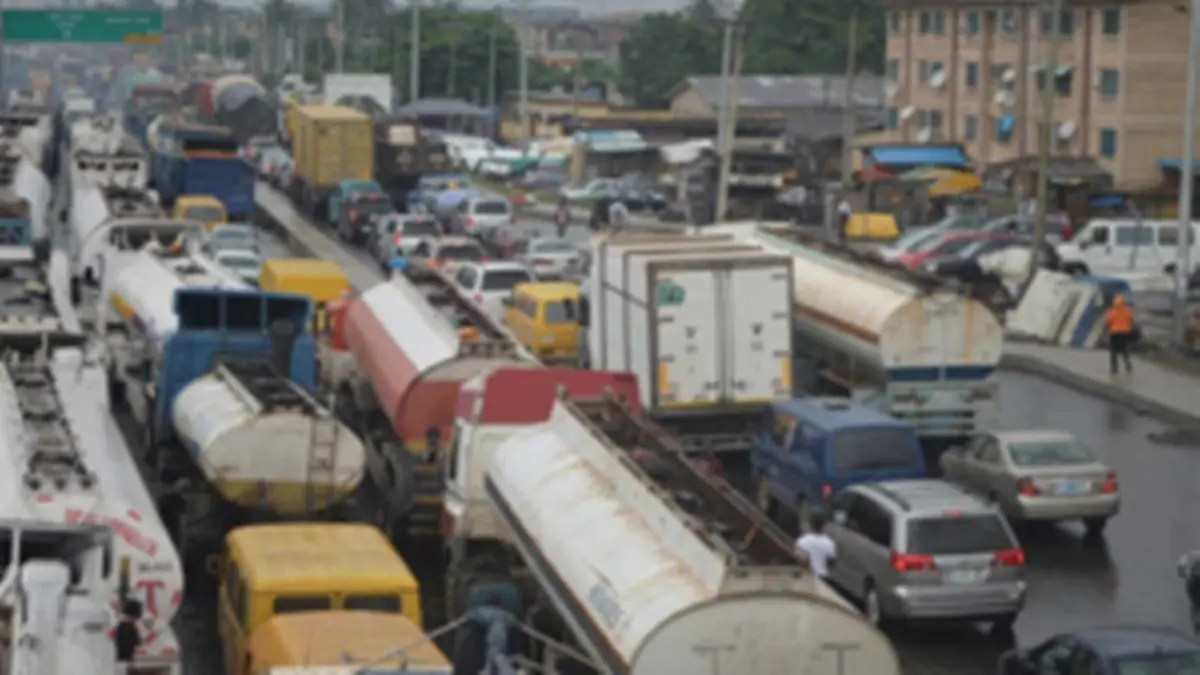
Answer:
top-left (304, 411), bottom-right (341, 513)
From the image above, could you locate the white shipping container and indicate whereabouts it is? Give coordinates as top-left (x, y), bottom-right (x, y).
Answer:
top-left (608, 248), bottom-right (794, 411)
top-left (589, 233), bottom-right (743, 370)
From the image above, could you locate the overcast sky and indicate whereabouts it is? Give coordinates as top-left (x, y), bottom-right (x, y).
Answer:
top-left (213, 0), bottom-right (691, 14)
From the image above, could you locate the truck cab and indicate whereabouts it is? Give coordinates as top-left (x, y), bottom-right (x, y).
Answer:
top-left (172, 194), bottom-right (227, 231)
top-left (330, 179), bottom-right (390, 244)
top-left (752, 398), bottom-right (927, 527)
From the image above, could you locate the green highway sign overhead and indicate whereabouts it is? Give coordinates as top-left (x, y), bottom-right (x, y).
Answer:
top-left (1, 10), bottom-right (164, 44)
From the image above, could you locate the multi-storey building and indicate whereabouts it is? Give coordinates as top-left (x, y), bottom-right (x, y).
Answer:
top-left (881, 0), bottom-right (1196, 188)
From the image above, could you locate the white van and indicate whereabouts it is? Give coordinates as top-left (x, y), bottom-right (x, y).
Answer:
top-left (1057, 218), bottom-right (1200, 276)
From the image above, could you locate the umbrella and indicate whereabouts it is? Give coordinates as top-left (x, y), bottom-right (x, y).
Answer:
top-left (435, 188), bottom-right (473, 210)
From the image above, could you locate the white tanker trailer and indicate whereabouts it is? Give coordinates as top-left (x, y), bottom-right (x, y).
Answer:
top-left (66, 183), bottom-right (168, 289)
top-left (0, 332), bottom-right (182, 670)
top-left (106, 247), bottom-right (365, 530)
top-left (482, 393), bottom-right (902, 674)
top-left (0, 140), bottom-right (52, 254)
top-left (707, 222), bottom-right (1003, 444)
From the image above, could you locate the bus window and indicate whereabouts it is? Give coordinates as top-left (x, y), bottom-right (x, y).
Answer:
top-left (344, 595), bottom-right (401, 612)
top-left (273, 596), bottom-right (331, 614)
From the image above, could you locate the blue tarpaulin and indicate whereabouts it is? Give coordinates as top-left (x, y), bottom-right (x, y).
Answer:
top-left (997, 115), bottom-right (1015, 134)
top-left (865, 144), bottom-right (968, 169)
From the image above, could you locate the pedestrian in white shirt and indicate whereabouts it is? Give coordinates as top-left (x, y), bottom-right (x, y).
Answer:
top-left (794, 512), bottom-right (837, 579)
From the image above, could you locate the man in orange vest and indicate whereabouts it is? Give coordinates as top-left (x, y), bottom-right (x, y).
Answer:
top-left (1105, 295), bottom-right (1135, 375)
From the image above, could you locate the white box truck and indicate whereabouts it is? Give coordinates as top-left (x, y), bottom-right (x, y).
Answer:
top-left (590, 233), bottom-right (794, 453)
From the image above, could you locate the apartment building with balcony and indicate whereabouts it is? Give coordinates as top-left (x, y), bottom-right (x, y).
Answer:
top-left (881, 0), bottom-right (1196, 189)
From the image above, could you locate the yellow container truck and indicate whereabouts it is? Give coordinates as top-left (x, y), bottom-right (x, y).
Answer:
top-left (287, 104), bottom-right (375, 220)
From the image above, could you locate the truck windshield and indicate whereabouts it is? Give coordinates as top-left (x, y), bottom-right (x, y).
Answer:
top-left (352, 197), bottom-right (392, 215)
top-left (830, 428), bottom-right (921, 472)
top-left (184, 206), bottom-right (224, 222)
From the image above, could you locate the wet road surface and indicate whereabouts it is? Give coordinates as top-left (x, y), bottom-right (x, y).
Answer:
top-left (897, 370), bottom-right (1194, 674)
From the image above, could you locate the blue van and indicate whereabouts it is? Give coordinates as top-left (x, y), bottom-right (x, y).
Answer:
top-left (751, 397), bottom-right (927, 523)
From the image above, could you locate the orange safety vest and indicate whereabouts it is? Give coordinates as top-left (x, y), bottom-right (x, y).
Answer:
top-left (1105, 301), bottom-right (1134, 335)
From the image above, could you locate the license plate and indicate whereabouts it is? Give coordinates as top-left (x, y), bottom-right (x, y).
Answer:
top-left (1058, 480), bottom-right (1087, 495)
top-left (944, 569), bottom-right (987, 585)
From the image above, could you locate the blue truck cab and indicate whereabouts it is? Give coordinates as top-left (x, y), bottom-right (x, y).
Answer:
top-left (329, 179), bottom-right (390, 244)
top-left (149, 119), bottom-right (256, 219)
top-left (752, 397), bottom-right (927, 523)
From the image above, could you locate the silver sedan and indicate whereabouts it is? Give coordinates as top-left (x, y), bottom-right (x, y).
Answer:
top-left (515, 237), bottom-right (583, 279)
top-left (939, 429), bottom-right (1120, 537)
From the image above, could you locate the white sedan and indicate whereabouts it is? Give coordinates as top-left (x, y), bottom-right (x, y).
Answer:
top-left (214, 249), bottom-right (263, 286)
top-left (515, 237), bottom-right (582, 279)
top-left (451, 261), bottom-right (534, 319)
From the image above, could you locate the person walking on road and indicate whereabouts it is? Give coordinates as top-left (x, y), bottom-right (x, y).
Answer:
top-left (554, 196), bottom-right (571, 238)
top-left (1105, 295), bottom-right (1135, 375)
top-left (794, 512), bottom-right (837, 580)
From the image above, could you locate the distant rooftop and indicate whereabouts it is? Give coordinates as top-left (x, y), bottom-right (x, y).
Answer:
top-left (671, 74), bottom-right (887, 111)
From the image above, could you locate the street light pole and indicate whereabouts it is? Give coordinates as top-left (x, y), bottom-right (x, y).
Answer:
top-left (715, 25), bottom-right (743, 222)
top-left (334, 0), bottom-right (345, 73)
top-left (487, 25), bottom-right (497, 108)
top-left (1172, 0), bottom-right (1200, 350)
top-left (1029, 0), bottom-right (1065, 281)
top-left (410, 0), bottom-right (421, 102)
top-left (839, 14), bottom-right (859, 189)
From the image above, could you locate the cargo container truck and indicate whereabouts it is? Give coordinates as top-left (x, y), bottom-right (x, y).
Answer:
top-left (147, 116), bottom-right (256, 219)
top-left (286, 104), bottom-right (374, 222)
top-left (707, 221), bottom-right (1004, 455)
top-left (587, 232), bottom-right (796, 455)
top-left (373, 116), bottom-right (450, 209)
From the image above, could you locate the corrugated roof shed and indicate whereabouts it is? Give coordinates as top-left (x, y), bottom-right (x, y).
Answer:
top-left (670, 74), bottom-right (886, 111)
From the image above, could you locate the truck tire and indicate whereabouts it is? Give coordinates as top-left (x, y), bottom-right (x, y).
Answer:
top-left (1063, 262), bottom-right (1089, 276)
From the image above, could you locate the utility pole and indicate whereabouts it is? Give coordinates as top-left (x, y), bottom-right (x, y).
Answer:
top-left (839, 14), bottom-right (859, 189)
top-left (1028, 0), bottom-right (1065, 280)
top-left (487, 25), bottom-right (497, 108)
top-left (715, 25), bottom-right (744, 222)
top-left (334, 0), bottom-right (345, 73)
top-left (1173, 0), bottom-right (1200, 350)
top-left (410, 0), bottom-right (421, 103)
top-left (513, 0), bottom-right (534, 144)
top-left (713, 20), bottom-right (735, 222)
top-left (448, 36), bottom-right (458, 96)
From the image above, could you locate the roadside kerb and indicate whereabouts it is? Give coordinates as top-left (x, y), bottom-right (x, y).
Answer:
top-left (1001, 352), bottom-right (1200, 429)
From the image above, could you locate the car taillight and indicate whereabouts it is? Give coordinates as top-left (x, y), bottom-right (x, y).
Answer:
top-left (1101, 471), bottom-right (1118, 494)
top-left (480, 257), bottom-right (490, 263)
top-left (510, 213), bottom-right (516, 224)
top-left (993, 549), bottom-right (1025, 568)
top-left (348, 209), bottom-right (357, 220)
top-left (473, 293), bottom-right (483, 303)
top-left (464, 217), bottom-right (475, 229)
top-left (1017, 478), bottom-right (1040, 496)
top-left (890, 551), bottom-right (936, 572)
top-left (393, 233), bottom-right (404, 243)
top-left (821, 483), bottom-right (832, 501)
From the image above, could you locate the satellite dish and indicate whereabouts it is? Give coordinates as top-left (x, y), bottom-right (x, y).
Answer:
top-left (899, 105), bottom-right (916, 121)
top-left (1002, 67), bottom-right (1017, 84)
top-left (885, 82), bottom-right (899, 101)
top-left (1057, 121), bottom-right (1077, 140)
top-left (916, 127), bottom-right (933, 143)
top-left (929, 71), bottom-right (947, 89)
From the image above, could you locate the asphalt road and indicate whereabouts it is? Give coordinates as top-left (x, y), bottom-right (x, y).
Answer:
top-left (897, 370), bottom-right (1192, 674)
top-left (254, 185), bottom-right (1197, 675)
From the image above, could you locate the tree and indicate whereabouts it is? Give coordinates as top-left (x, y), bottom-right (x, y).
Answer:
top-left (618, 0), bottom-right (884, 107)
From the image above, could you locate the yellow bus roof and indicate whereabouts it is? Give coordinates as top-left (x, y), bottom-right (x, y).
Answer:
top-left (514, 281), bottom-right (580, 300)
top-left (227, 524), bottom-right (417, 594)
top-left (262, 258), bottom-right (347, 281)
top-left (252, 611), bottom-right (450, 669)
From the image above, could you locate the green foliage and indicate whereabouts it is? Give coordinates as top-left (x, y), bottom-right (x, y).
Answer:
top-left (619, 0), bottom-right (885, 107)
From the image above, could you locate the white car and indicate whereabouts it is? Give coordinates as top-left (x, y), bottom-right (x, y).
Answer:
top-left (514, 237), bottom-right (582, 278)
top-left (558, 179), bottom-right (618, 202)
top-left (214, 249), bottom-right (263, 285)
top-left (451, 261), bottom-right (534, 319)
top-left (205, 224), bottom-right (260, 256)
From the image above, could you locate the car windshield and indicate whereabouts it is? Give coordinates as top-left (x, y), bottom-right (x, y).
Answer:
top-left (220, 255), bottom-right (259, 269)
top-left (438, 244), bottom-right (483, 261)
top-left (401, 220), bottom-right (440, 237)
top-left (473, 200), bottom-right (509, 215)
top-left (830, 428), bottom-right (922, 472)
top-left (481, 269), bottom-right (531, 291)
top-left (906, 515), bottom-right (1013, 555)
top-left (212, 229), bottom-right (253, 243)
top-left (1117, 653), bottom-right (1200, 675)
top-left (544, 300), bottom-right (578, 324)
top-left (1007, 439), bottom-right (1096, 467)
top-left (933, 237), bottom-right (983, 256)
top-left (184, 206), bottom-right (224, 222)
top-left (533, 239), bottom-right (577, 254)
top-left (351, 197), bottom-right (392, 214)
top-left (896, 230), bottom-right (941, 253)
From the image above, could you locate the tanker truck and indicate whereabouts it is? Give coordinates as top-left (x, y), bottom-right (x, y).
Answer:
top-left (707, 221), bottom-right (1003, 453)
top-left (193, 74), bottom-right (276, 144)
top-left (461, 387), bottom-right (904, 675)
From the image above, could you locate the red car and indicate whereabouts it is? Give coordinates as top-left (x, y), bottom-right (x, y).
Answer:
top-left (896, 231), bottom-right (1002, 269)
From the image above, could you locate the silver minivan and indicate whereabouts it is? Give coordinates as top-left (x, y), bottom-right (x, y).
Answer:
top-left (825, 479), bottom-right (1026, 632)
top-left (454, 196), bottom-right (513, 238)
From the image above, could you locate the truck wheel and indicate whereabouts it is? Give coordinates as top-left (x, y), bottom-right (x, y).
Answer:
top-left (1063, 262), bottom-right (1089, 276)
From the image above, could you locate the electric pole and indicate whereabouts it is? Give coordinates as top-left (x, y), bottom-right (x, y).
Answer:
top-left (1029, 0), bottom-right (1065, 281)
top-left (1172, 0), bottom-right (1200, 350)
top-left (334, 0), bottom-right (345, 73)
top-left (410, 0), bottom-right (421, 102)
